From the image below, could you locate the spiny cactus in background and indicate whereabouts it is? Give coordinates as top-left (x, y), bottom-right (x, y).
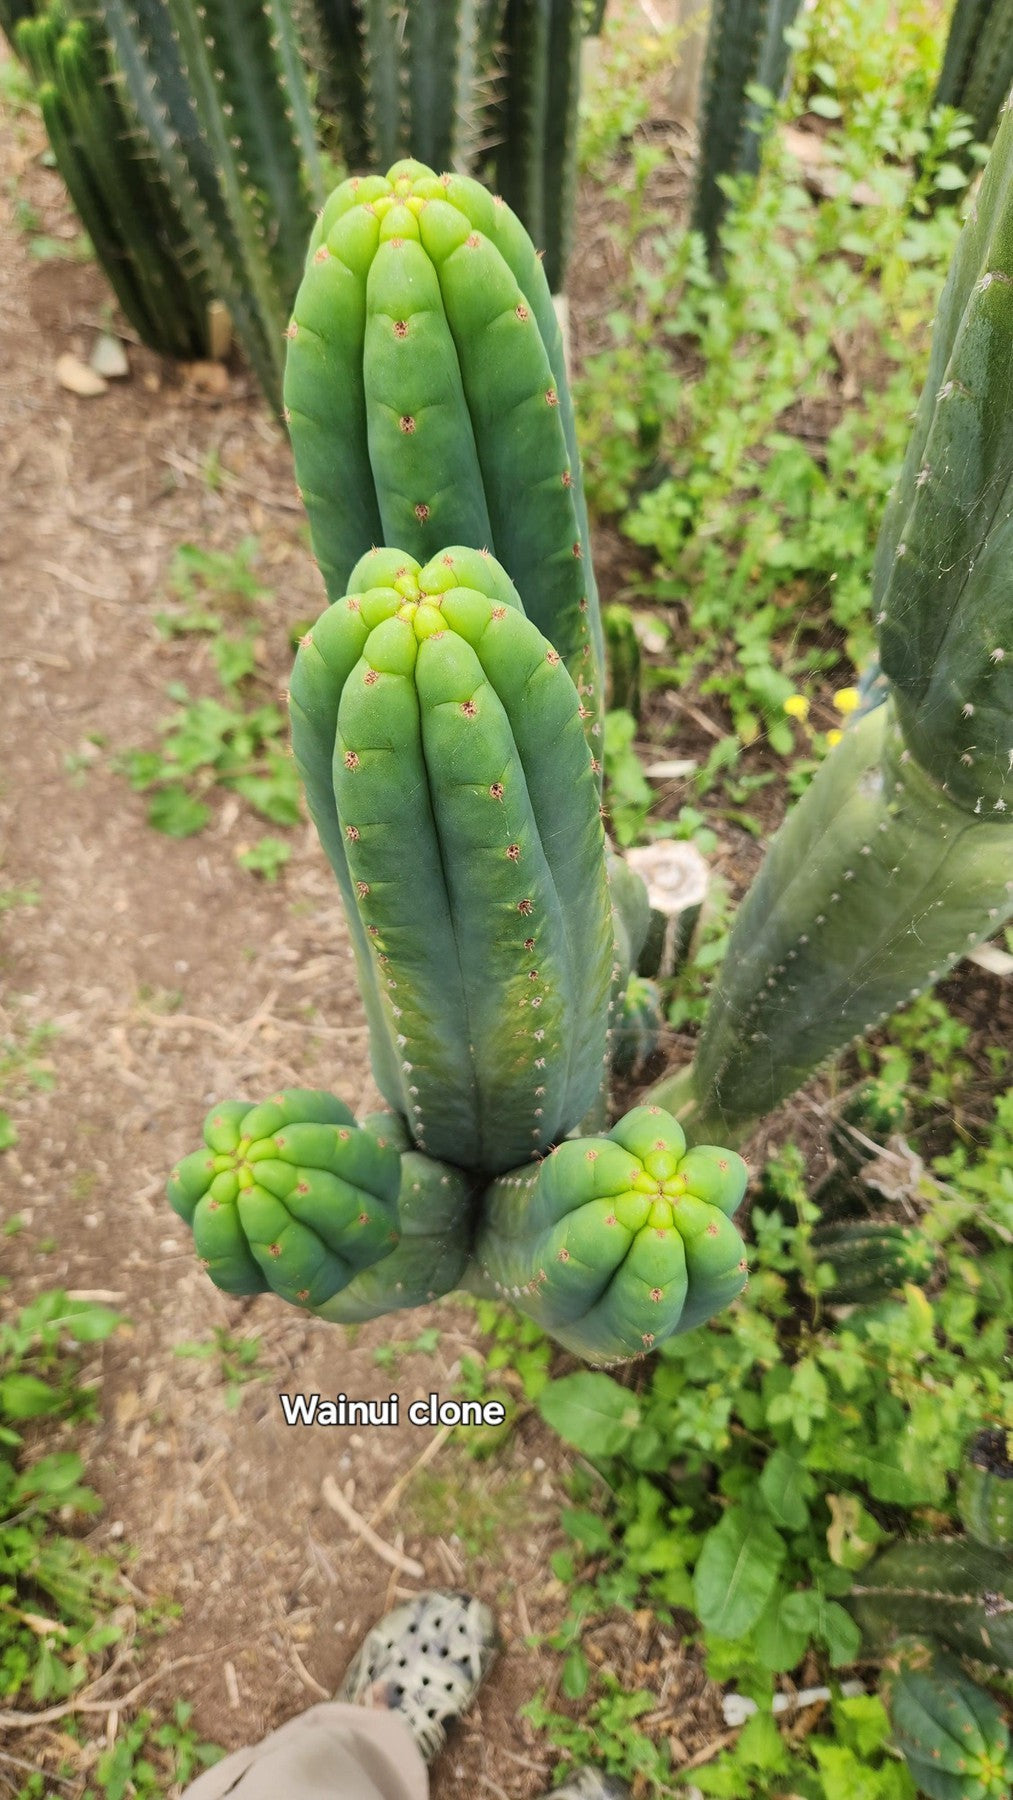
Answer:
top-left (647, 102), bottom-right (1013, 1144)
top-left (13, 0), bottom-right (323, 409)
top-left (691, 0), bottom-right (803, 259)
top-left (934, 0), bottom-right (1013, 159)
top-left (491, 0), bottom-right (585, 293)
top-left (884, 1646), bottom-right (1013, 1800)
top-left (289, 545), bottom-right (617, 1177)
top-left (810, 1217), bottom-right (938, 1304)
top-left (471, 1104), bottom-right (748, 1362)
top-left (15, 3), bottom-right (213, 358)
top-left (611, 975), bottom-right (664, 1081)
top-left (848, 1537), bottom-right (1013, 1672)
top-left (284, 159), bottom-right (603, 738)
top-left (167, 1089), bottom-right (401, 1308)
top-left (311, 0), bottom-right (492, 176)
top-left (958, 1429), bottom-right (1013, 1551)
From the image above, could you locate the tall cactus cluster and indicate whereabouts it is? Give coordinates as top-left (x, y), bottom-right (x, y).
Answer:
top-left (170, 81), bottom-right (1013, 1366)
top-left (8, 0), bottom-right (323, 409)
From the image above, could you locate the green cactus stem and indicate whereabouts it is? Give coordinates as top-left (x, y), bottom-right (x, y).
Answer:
top-left (885, 1646), bottom-right (1013, 1800)
top-left (933, 0), bottom-right (1013, 159)
top-left (691, 0), bottom-right (803, 259)
top-left (958, 1429), bottom-right (1013, 1552)
top-left (611, 975), bottom-right (664, 1082)
top-left (289, 546), bottom-right (617, 1176)
top-left (167, 1089), bottom-right (401, 1309)
top-left (830, 1078), bottom-right (909, 1175)
top-left (491, 0), bottom-right (585, 293)
top-left (283, 157), bottom-right (604, 748)
top-left (646, 110), bottom-right (1013, 1143)
top-left (311, 1112), bottom-right (477, 1321)
top-left (848, 1536), bottom-right (1013, 1672)
top-left (811, 1217), bottom-right (938, 1304)
top-left (470, 1104), bottom-right (748, 1363)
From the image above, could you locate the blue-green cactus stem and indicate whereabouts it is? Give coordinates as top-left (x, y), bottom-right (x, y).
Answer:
top-left (167, 1088), bottom-right (401, 1308)
top-left (284, 159), bottom-right (603, 756)
top-left (470, 1104), bottom-right (749, 1363)
top-left (645, 703), bottom-right (1013, 1143)
top-left (290, 548), bottom-right (616, 1175)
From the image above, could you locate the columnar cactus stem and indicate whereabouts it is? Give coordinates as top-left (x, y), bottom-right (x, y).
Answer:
top-left (470, 1104), bottom-right (748, 1362)
top-left (289, 546), bottom-right (616, 1175)
top-left (848, 1536), bottom-right (1013, 1671)
top-left (647, 106), bottom-right (1013, 1143)
top-left (283, 158), bottom-right (604, 751)
top-left (691, 0), bottom-right (803, 258)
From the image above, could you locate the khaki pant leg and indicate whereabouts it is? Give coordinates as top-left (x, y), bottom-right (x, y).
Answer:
top-left (178, 1701), bottom-right (429, 1800)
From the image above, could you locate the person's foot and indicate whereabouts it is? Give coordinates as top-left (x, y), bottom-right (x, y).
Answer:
top-left (538, 1776), bottom-right (632, 1799)
top-left (337, 1589), bottom-right (498, 1763)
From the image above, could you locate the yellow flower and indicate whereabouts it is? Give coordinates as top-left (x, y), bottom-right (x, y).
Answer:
top-left (826, 728), bottom-right (843, 747)
top-left (833, 687), bottom-right (861, 716)
top-left (784, 695), bottom-right (810, 721)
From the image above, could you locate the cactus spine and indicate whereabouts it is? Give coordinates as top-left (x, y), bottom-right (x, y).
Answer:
top-left (289, 546), bottom-right (616, 1176)
top-left (284, 159), bottom-right (604, 744)
top-left (647, 105), bottom-right (1013, 1144)
top-left (885, 1647), bottom-right (1013, 1800)
top-left (471, 1104), bottom-right (748, 1363)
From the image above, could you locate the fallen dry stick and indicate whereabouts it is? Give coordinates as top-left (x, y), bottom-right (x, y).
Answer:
top-left (321, 1474), bottom-right (424, 1579)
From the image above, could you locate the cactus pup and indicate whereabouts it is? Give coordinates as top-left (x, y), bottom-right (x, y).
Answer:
top-left (470, 1104), bottom-right (748, 1362)
top-left (289, 546), bottom-right (617, 1176)
top-left (167, 1089), bottom-right (401, 1308)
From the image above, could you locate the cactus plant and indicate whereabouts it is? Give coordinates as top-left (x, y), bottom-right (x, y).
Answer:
top-left (647, 100), bottom-right (1013, 1145)
top-left (611, 975), bottom-right (664, 1081)
top-left (284, 158), bottom-right (604, 740)
top-left (167, 1089), bottom-right (402, 1307)
top-left (691, 0), bottom-right (803, 258)
top-left (933, 0), bottom-right (1013, 159)
top-left (885, 1646), bottom-right (1013, 1800)
top-left (848, 1536), bottom-right (1013, 1672)
top-left (16, 0), bottom-right (324, 409)
top-left (289, 544), bottom-right (617, 1176)
top-left (886, 1645), bottom-right (1013, 1800)
top-left (490, 0), bottom-right (585, 293)
top-left (14, 3), bottom-right (215, 359)
top-left (811, 1217), bottom-right (938, 1304)
top-left (471, 1103), bottom-right (749, 1362)
top-left (958, 1429), bottom-right (1013, 1552)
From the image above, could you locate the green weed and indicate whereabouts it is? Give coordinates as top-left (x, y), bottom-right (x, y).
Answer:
top-left (173, 1327), bottom-right (266, 1409)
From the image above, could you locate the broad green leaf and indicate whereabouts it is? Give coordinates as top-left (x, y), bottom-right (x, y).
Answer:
top-left (537, 1373), bottom-right (640, 1458)
top-left (694, 1509), bottom-right (786, 1638)
top-left (0, 1373), bottom-right (64, 1419)
top-left (758, 1448), bottom-right (812, 1529)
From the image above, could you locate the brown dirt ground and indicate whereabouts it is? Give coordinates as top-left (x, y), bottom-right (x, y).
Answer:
top-left (2, 13), bottom-right (1009, 1800)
